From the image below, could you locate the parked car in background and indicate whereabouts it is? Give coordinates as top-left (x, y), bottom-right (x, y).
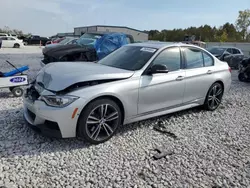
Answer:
top-left (0, 33), bottom-right (8, 37)
top-left (207, 46), bottom-right (244, 69)
top-left (23, 35), bottom-right (50, 46)
top-left (0, 33), bottom-right (18, 37)
top-left (41, 32), bottom-right (135, 66)
top-left (24, 42), bottom-right (231, 144)
top-left (0, 36), bottom-right (24, 48)
top-left (45, 37), bottom-right (57, 45)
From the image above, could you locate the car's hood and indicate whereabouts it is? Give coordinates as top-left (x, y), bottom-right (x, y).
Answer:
top-left (43, 43), bottom-right (62, 53)
top-left (35, 62), bottom-right (134, 92)
top-left (43, 44), bottom-right (82, 57)
top-left (46, 43), bottom-right (61, 48)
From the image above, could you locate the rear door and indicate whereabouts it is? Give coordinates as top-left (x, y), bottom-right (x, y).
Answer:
top-left (232, 48), bottom-right (244, 61)
top-left (182, 46), bottom-right (215, 104)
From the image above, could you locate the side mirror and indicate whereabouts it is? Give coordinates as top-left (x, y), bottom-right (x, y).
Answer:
top-left (149, 64), bottom-right (169, 74)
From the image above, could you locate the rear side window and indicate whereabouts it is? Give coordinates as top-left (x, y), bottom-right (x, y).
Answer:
top-left (7, 37), bottom-right (15, 40)
top-left (203, 52), bottom-right (214, 67)
top-left (184, 47), bottom-right (204, 69)
top-left (232, 48), bottom-right (240, 54)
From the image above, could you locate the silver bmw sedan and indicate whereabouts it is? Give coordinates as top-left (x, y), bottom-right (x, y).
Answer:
top-left (23, 42), bottom-right (232, 144)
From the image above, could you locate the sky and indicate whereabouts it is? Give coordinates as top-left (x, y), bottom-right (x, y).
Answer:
top-left (0, 0), bottom-right (249, 36)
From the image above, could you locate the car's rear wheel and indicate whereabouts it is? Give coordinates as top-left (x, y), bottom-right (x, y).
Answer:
top-left (77, 98), bottom-right (122, 144)
top-left (204, 82), bottom-right (224, 111)
top-left (13, 43), bottom-right (20, 48)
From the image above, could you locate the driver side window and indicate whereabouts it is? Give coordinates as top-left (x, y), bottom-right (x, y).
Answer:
top-left (151, 47), bottom-right (181, 72)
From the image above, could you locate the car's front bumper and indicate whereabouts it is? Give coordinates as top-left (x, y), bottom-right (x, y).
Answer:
top-left (23, 93), bottom-right (86, 138)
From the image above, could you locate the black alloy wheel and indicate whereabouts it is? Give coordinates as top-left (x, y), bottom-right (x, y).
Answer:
top-left (204, 82), bottom-right (224, 111)
top-left (77, 98), bottom-right (122, 144)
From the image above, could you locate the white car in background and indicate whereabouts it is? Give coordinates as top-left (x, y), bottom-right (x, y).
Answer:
top-left (0, 36), bottom-right (24, 48)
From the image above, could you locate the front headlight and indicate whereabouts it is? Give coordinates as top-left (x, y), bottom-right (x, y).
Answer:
top-left (39, 95), bottom-right (79, 108)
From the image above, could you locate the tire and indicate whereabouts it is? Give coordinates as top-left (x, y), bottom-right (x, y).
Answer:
top-left (11, 87), bottom-right (23, 97)
top-left (203, 82), bottom-right (224, 111)
top-left (13, 43), bottom-right (20, 48)
top-left (238, 73), bottom-right (246, 82)
top-left (77, 98), bottom-right (122, 144)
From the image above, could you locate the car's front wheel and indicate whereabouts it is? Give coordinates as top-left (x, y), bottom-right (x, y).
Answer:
top-left (77, 98), bottom-right (122, 144)
top-left (13, 43), bottom-right (20, 48)
top-left (204, 82), bottom-right (224, 111)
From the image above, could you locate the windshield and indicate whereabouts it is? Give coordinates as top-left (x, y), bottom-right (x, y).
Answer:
top-left (59, 38), bottom-right (74, 45)
top-left (207, 47), bottom-right (226, 55)
top-left (77, 33), bottom-right (102, 46)
top-left (98, 46), bottom-right (157, 71)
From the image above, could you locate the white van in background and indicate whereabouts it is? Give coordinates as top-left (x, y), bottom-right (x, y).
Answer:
top-left (0, 33), bottom-right (18, 38)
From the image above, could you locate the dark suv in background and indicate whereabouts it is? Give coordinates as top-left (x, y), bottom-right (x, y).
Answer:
top-left (207, 46), bottom-right (245, 69)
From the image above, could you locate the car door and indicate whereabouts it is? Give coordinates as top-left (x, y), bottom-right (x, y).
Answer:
top-left (182, 46), bottom-right (215, 104)
top-left (231, 48), bottom-right (244, 67)
top-left (138, 47), bottom-right (186, 114)
top-left (7, 37), bottom-right (15, 47)
top-left (1, 37), bottom-right (8, 47)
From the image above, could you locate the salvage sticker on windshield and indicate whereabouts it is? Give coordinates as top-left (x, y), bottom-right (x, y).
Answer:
top-left (140, 47), bottom-right (156, 53)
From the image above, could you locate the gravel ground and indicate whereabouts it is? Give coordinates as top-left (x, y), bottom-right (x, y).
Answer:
top-left (0, 53), bottom-right (250, 188)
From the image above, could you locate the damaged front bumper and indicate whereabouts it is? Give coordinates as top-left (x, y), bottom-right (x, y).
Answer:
top-left (23, 86), bottom-right (86, 138)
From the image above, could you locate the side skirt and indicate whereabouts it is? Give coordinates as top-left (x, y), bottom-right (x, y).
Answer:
top-left (124, 99), bottom-right (204, 125)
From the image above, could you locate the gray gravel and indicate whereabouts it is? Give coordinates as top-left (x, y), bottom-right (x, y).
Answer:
top-left (0, 54), bottom-right (250, 188)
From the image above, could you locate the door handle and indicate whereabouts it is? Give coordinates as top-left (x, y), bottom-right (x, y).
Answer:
top-left (207, 70), bottom-right (213, 74)
top-left (176, 76), bottom-right (185, 81)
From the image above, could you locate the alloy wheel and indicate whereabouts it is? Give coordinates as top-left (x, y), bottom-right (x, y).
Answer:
top-left (86, 104), bottom-right (119, 142)
top-left (207, 84), bottom-right (223, 110)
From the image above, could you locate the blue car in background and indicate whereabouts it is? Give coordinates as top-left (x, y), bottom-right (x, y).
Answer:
top-left (41, 32), bottom-right (135, 66)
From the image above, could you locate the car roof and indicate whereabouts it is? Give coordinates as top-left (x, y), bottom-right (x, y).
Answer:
top-left (209, 46), bottom-right (240, 49)
top-left (127, 42), bottom-right (203, 49)
top-left (83, 31), bottom-right (133, 37)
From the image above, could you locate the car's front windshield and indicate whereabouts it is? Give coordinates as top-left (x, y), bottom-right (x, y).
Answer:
top-left (207, 47), bottom-right (226, 55)
top-left (77, 33), bottom-right (102, 47)
top-left (59, 38), bottom-right (74, 45)
top-left (98, 45), bottom-right (157, 71)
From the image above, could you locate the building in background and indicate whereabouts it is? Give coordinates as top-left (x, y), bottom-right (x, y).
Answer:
top-left (74, 25), bottom-right (148, 42)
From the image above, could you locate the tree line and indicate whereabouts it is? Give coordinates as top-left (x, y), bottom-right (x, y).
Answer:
top-left (1, 9), bottom-right (249, 43)
top-left (145, 9), bottom-right (250, 42)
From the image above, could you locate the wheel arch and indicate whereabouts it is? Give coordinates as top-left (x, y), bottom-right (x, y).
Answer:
top-left (214, 80), bottom-right (224, 91)
top-left (76, 95), bottom-right (125, 133)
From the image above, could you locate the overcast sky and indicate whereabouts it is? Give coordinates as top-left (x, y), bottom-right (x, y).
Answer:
top-left (0, 0), bottom-right (249, 36)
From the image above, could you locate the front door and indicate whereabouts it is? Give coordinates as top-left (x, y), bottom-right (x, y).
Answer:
top-left (138, 47), bottom-right (186, 114)
top-left (181, 46), bottom-right (216, 103)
